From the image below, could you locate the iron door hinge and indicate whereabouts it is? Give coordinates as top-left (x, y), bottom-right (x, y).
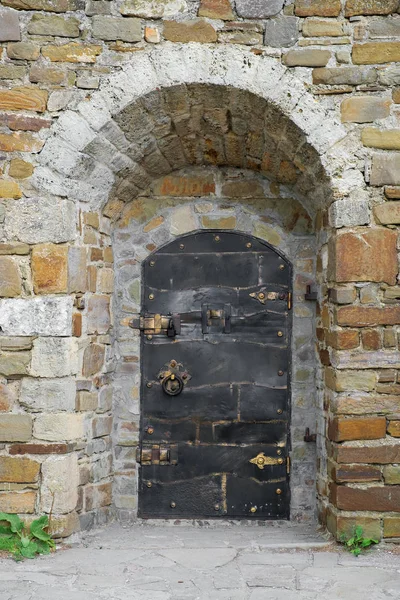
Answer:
top-left (136, 444), bottom-right (178, 465)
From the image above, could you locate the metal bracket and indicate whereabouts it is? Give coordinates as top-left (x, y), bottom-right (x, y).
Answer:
top-left (305, 285), bottom-right (318, 301)
top-left (304, 428), bottom-right (317, 443)
top-left (129, 314), bottom-right (181, 337)
top-left (249, 452), bottom-right (286, 470)
top-left (201, 304), bottom-right (231, 334)
top-left (137, 444), bottom-right (178, 465)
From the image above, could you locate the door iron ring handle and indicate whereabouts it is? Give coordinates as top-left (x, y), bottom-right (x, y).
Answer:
top-left (162, 373), bottom-right (184, 396)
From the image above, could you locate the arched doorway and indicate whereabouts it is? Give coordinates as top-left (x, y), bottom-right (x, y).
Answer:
top-left (134, 230), bottom-right (292, 519)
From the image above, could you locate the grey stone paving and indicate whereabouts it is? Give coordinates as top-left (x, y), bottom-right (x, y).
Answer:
top-left (0, 523), bottom-right (400, 599)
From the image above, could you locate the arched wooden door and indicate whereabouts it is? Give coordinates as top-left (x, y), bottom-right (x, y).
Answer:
top-left (132, 231), bottom-right (292, 519)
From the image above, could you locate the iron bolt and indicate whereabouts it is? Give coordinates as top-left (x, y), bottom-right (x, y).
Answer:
top-left (279, 264), bottom-right (285, 270)
top-left (149, 293), bottom-right (155, 300)
top-left (214, 235), bottom-right (220, 242)
top-left (246, 242), bottom-right (252, 248)
top-left (276, 489), bottom-right (282, 495)
top-left (250, 507), bottom-right (257, 513)
top-left (277, 409), bottom-right (283, 415)
top-left (146, 382), bottom-right (152, 388)
top-left (214, 504), bottom-right (220, 511)
top-left (147, 426), bottom-right (154, 435)
top-left (150, 261), bottom-right (155, 267)
top-left (278, 370), bottom-right (284, 376)
top-left (147, 335), bottom-right (153, 340)
top-left (146, 482), bottom-right (153, 488)
top-left (277, 331), bottom-right (283, 337)
top-left (170, 501), bottom-right (176, 508)
top-left (179, 244), bottom-right (184, 250)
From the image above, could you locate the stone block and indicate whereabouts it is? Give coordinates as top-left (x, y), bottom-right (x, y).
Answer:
top-left (199, 0), bottom-right (233, 19)
top-left (153, 174), bottom-right (215, 196)
top-left (76, 391), bottom-right (98, 411)
top-left (0, 243), bottom-right (29, 256)
top-left (218, 31), bottom-right (263, 45)
top-left (85, 0), bottom-right (111, 15)
top-left (30, 338), bottom-right (78, 378)
top-left (383, 465), bottom-right (400, 484)
top-left (5, 197), bottom-right (76, 244)
top-left (32, 244), bottom-right (68, 294)
top-left (334, 395), bottom-right (400, 415)
top-left (264, 16), bottom-right (299, 48)
top-left (353, 42), bottom-right (400, 65)
top-left (333, 464), bottom-right (381, 483)
top-left (328, 417), bottom-right (386, 441)
top-left (87, 295), bottom-right (110, 335)
top-left (361, 328), bottom-right (381, 350)
top-left (27, 14), bottom-right (80, 37)
top-left (9, 443), bottom-right (72, 455)
top-left (362, 128), bottom-right (400, 150)
top-left (380, 67), bottom-right (400, 86)
top-left (82, 344), bottom-right (105, 377)
top-left (385, 186), bottom-right (400, 199)
top-left (329, 197), bottom-right (370, 228)
top-left (332, 485), bottom-right (400, 512)
top-left (0, 337), bottom-right (33, 351)
top-left (329, 229), bottom-right (397, 285)
top-left (0, 113), bottom-right (51, 132)
top-left (164, 19), bottom-right (217, 43)
top-left (68, 247), bottom-right (87, 293)
top-left (9, 159), bottom-right (34, 179)
top-left (144, 26), bottom-right (160, 43)
top-left (0, 414), bottom-right (32, 442)
top-left (98, 268), bottom-right (113, 293)
top-left (313, 67), bottom-right (376, 86)
top-left (48, 511), bottom-right (80, 537)
top-left (371, 153), bottom-right (400, 186)
top-left (295, 0), bottom-right (341, 16)
top-left (0, 352), bottom-right (30, 377)
top-left (92, 415), bottom-right (112, 438)
top-left (330, 513), bottom-right (381, 541)
top-left (0, 491), bottom-right (35, 514)
top-left (98, 386), bottom-right (112, 412)
top-left (120, 0), bottom-right (187, 17)
top-left (0, 382), bottom-right (17, 412)
top-left (336, 444), bottom-right (400, 464)
top-left (0, 87), bottom-right (46, 114)
top-left (2, 0), bottom-right (77, 9)
top-left (92, 16), bottom-right (141, 42)
top-left (201, 216), bottom-right (236, 229)
top-left (0, 257), bottom-right (22, 298)
top-left (338, 306), bottom-right (400, 327)
top-left (303, 20), bottom-right (344, 37)
top-left (369, 16), bottom-right (400, 38)
top-left (170, 205), bottom-right (197, 236)
top-left (42, 43), bottom-right (102, 63)
top-left (41, 454), bottom-right (79, 513)
top-left (388, 421), bottom-right (400, 437)
top-left (345, 0), bottom-right (398, 17)
top-left (341, 97), bottom-right (391, 123)
top-left (0, 180), bottom-right (22, 199)
top-left (325, 368), bottom-right (377, 392)
top-left (384, 518), bottom-right (400, 538)
top-left (84, 481), bottom-right (112, 510)
top-left (282, 49), bottom-right (330, 67)
top-left (0, 8), bottom-right (20, 41)
top-left (329, 287), bottom-right (357, 305)
top-left (6, 42), bottom-right (40, 61)
top-left (236, 0), bottom-right (284, 18)
top-left (29, 64), bottom-right (67, 86)
top-left (374, 202), bottom-right (400, 225)
top-left (0, 297), bottom-right (73, 337)
top-left (34, 413), bottom-right (84, 442)
top-left (0, 456), bottom-right (40, 483)
top-left (0, 64), bottom-right (25, 79)
top-left (0, 132), bottom-right (43, 153)
top-left (326, 329), bottom-right (359, 350)
top-left (76, 75), bottom-right (100, 89)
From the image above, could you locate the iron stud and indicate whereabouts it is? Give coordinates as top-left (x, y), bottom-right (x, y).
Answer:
top-left (278, 370), bottom-right (284, 376)
top-left (149, 293), bottom-right (155, 300)
top-left (146, 382), bottom-right (152, 388)
top-left (250, 507), bottom-right (257, 513)
top-left (277, 409), bottom-right (283, 415)
top-left (150, 260), bottom-right (155, 267)
top-left (147, 335), bottom-right (153, 340)
top-left (277, 331), bottom-right (283, 337)
top-left (146, 482), bottom-right (153, 488)
top-left (146, 426), bottom-right (154, 435)
top-left (214, 235), bottom-right (220, 242)
top-left (179, 244), bottom-right (184, 250)
top-left (214, 504), bottom-right (220, 511)
top-left (170, 501), bottom-right (176, 508)
top-left (279, 264), bottom-right (285, 270)
top-left (276, 489), bottom-right (282, 495)
top-left (246, 242), bottom-right (252, 249)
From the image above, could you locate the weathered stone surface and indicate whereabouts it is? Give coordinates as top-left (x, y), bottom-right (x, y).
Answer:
top-left (2, 0), bottom-right (77, 10)
top-left (6, 42), bottom-right (40, 61)
top-left (0, 336), bottom-right (33, 350)
top-left (41, 454), bottom-right (79, 513)
top-left (385, 186), bottom-right (400, 199)
top-left (384, 465), bottom-right (400, 484)
top-left (329, 417), bottom-right (386, 441)
top-left (295, 0), bottom-right (341, 16)
top-left (9, 442), bottom-right (72, 455)
top-left (353, 42), bottom-right (400, 65)
top-left (76, 74), bottom-right (100, 89)
top-left (283, 49), bottom-right (330, 67)
top-left (384, 517), bottom-right (400, 538)
top-left (345, 0), bottom-right (399, 17)
top-left (5, 197), bottom-right (75, 244)
top-left (329, 229), bottom-right (397, 285)
top-left (0, 257), bottom-right (22, 298)
top-left (0, 297), bottom-right (73, 336)
top-left (120, 0), bottom-right (187, 17)
top-left (327, 330), bottom-right (359, 350)
top-left (329, 197), bottom-right (370, 228)
top-left (42, 43), bottom-right (102, 63)
top-left (0, 243), bottom-right (29, 255)
top-left (388, 420), bottom-right (400, 437)
top-left (76, 391), bottom-right (98, 411)
top-left (236, 0), bottom-right (284, 18)
top-left (153, 174), bottom-right (215, 196)
top-left (201, 215), bottom-right (236, 229)
top-left (0, 65), bottom-right (25, 79)
top-left (84, 481), bottom-right (112, 510)
top-left (199, 0), bottom-right (233, 19)
top-left (92, 16), bottom-right (141, 42)
top-left (21, 376), bottom-right (76, 412)
top-left (85, 0), bottom-right (111, 15)
top-left (369, 16), bottom-right (400, 38)
top-left (329, 287), bottom-right (357, 305)
top-left (333, 485), bottom-right (400, 512)
top-left (92, 415), bottom-right (112, 438)
top-left (68, 247), bottom-right (87, 293)
top-left (0, 87), bottom-right (47, 113)
top-left (48, 511), bottom-right (80, 537)
top-left (362, 128), bottom-right (400, 151)
top-left (380, 66), bottom-right (400, 86)
top-left (87, 295), bottom-right (110, 335)
top-left (0, 8), bottom-right (21, 41)
top-left (0, 456), bottom-right (39, 483)
top-left (8, 159), bottom-right (34, 179)
top-left (0, 113), bottom-right (51, 132)
top-left (341, 96), bottom-right (391, 123)
top-left (303, 20), bottom-right (344, 37)
top-left (164, 19), bottom-right (217, 43)
top-left (333, 464), bottom-right (381, 483)
top-left (0, 414), bottom-right (32, 442)
top-left (334, 394), bottom-right (400, 415)
top-left (82, 344), bottom-right (105, 377)
top-left (371, 153), bottom-right (400, 186)
top-left (0, 352), bottom-right (30, 377)
top-left (0, 132), bottom-right (43, 153)
top-left (374, 202), bottom-right (400, 224)
top-left (30, 338), bottom-right (78, 378)
top-left (144, 26), bottom-right (160, 43)
top-left (326, 368), bottom-right (377, 392)
top-left (219, 31), bottom-right (263, 45)
top-left (0, 180), bottom-right (20, 200)
top-left (338, 306), bottom-right (400, 326)
top-left (28, 14), bottom-right (80, 37)
top-left (29, 64), bottom-right (67, 86)
top-left (32, 244), bottom-right (68, 294)
top-left (264, 16), bottom-right (299, 48)
top-left (0, 491), bottom-right (35, 514)
top-left (336, 444), bottom-right (400, 464)
top-left (34, 413), bottom-right (84, 442)
top-left (313, 67), bottom-right (376, 85)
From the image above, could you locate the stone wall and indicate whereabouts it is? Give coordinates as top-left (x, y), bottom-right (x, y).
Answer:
top-left (0, 0), bottom-right (400, 539)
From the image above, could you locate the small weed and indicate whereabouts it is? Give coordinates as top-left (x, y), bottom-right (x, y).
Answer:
top-left (340, 525), bottom-right (378, 557)
top-left (0, 513), bottom-right (55, 560)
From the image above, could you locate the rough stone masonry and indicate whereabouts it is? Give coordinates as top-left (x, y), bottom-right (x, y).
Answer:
top-left (0, 0), bottom-right (400, 542)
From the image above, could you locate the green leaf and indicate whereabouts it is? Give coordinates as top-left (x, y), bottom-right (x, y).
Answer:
top-left (35, 540), bottom-right (51, 555)
top-left (351, 548), bottom-right (361, 557)
top-left (355, 526), bottom-right (363, 540)
top-left (0, 535), bottom-right (18, 552)
top-left (20, 535), bottom-right (31, 548)
top-left (346, 538), bottom-right (355, 546)
top-left (20, 541), bottom-right (38, 559)
top-left (0, 524), bottom-right (12, 535)
top-left (30, 515), bottom-right (52, 542)
top-left (0, 513), bottom-right (23, 534)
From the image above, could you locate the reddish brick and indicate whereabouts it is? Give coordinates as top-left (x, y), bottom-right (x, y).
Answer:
top-left (153, 174), bottom-right (215, 197)
top-left (388, 420), bottom-right (400, 437)
top-left (9, 443), bottom-right (71, 455)
top-left (72, 312), bottom-right (82, 337)
top-left (361, 329), bottom-right (381, 350)
top-left (329, 229), bottom-right (398, 285)
top-left (331, 484), bottom-right (400, 512)
top-left (326, 329), bottom-right (359, 350)
top-left (0, 113), bottom-right (51, 132)
top-left (336, 444), bottom-right (400, 464)
top-left (333, 464), bottom-right (382, 483)
top-left (329, 417), bottom-right (387, 441)
top-left (337, 306), bottom-right (400, 327)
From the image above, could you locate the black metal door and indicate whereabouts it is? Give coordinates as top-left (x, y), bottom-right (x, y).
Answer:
top-left (136, 231), bottom-right (292, 519)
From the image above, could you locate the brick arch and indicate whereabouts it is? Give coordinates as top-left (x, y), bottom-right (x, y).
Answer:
top-left (32, 44), bottom-right (364, 221)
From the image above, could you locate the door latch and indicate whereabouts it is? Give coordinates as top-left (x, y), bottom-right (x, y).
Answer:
top-left (137, 444), bottom-right (178, 465)
top-left (129, 314), bottom-right (181, 337)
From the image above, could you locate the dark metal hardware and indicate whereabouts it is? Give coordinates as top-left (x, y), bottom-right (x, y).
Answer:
top-left (137, 444), bottom-right (178, 465)
top-left (304, 428), bottom-right (317, 443)
top-left (162, 373), bottom-right (184, 396)
top-left (129, 314), bottom-right (181, 337)
top-left (305, 285), bottom-right (318, 301)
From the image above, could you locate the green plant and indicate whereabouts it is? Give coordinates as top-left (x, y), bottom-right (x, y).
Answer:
top-left (0, 513), bottom-right (55, 560)
top-left (340, 525), bottom-right (378, 557)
